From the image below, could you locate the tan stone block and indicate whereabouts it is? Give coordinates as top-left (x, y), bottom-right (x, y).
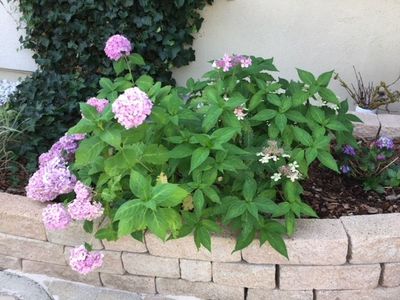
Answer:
top-left (0, 254), bottom-right (20, 270)
top-left (122, 252), bottom-right (179, 278)
top-left (145, 233), bottom-right (240, 262)
top-left (156, 278), bottom-right (244, 300)
top-left (101, 273), bottom-right (156, 294)
top-left (247, 289), bottom-right (313, 300)
top-left (382, 263), bottom-right (400, 287)
top-left (22, 260), bottom-right (101, 286)
top-left (379, 114), bottom-right (400, 139)
top-left (180, 259), bottom-right (211, 282)
top-left (0, 192), bottom-right (47, 240)
top-left (341, 214), bottom-right (400, 263)
top-left (64, 247), bottom-right (124, 275)
top-left (0, 233), bottom-right (65, 265)
top-left (352, 112), bottom-right (380, 138)
top-left (242, 219), bottom-right (348, 265)
top-left (316, 286), bottom-right (400, 300)
top-left (46, 221), bottom-right (103, 249)
top-left (213, 262), bottom-right (275, 289)
top-left (280, 264), bottom-right (381, 290)
top-left (103, 235), bottom-right (147, 253)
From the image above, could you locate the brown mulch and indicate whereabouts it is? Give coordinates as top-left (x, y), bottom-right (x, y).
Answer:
top-left (0, 166), bottom-right (28, 195)
top-left (303, 164), bottom-right (400, 218)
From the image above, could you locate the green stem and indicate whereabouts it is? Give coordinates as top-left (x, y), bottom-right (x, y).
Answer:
top-left (124, 55), bottom-right (134, 85)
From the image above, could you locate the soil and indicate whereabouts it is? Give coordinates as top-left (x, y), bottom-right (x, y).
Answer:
top-left (303, 164), bottom-right (400, 218)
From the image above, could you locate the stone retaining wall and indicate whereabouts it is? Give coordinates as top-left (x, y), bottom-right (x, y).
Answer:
top-left (1, 193), bottom-right (400, 299)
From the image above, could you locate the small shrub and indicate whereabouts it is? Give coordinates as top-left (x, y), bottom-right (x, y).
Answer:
top-left (26, 36), bottom-right (360, 273)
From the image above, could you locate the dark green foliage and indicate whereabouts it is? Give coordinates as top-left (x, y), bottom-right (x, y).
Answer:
top-left (9, 0), bottom-right (212, 170)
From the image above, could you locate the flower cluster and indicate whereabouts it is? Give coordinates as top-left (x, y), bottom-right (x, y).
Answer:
top-left (257, 141), bottom-right (290, 164)
top-left (86, 97), bottom-right (109, 113)
top-left (0, 79), bottom-right (19, 106)
top-left (69, 245), bottom-right (104, 274)
top-left (42, 203), bottom-right (71, 230)
top-left (112, 87), bottom-right (153, 129)
top-left (343, 145), bottom-right (356, 157)
top-left (233, 106), bottom-right (248, 120)
top-left (271, 161), bottom-right (301, 182)
top-left (68, 181), bottom-right (104, 221)
top-left (376, 136), bottom-right (394, 150)
top-left (310, 94), bottom-right (339, 111)
top-left (212, 54), bottom-right (252, 72)
top-left (104, 34), bottom-right (132, 61)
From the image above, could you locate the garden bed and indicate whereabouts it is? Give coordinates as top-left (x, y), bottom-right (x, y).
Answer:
top-left (0, 192), bottom-right (400, 299)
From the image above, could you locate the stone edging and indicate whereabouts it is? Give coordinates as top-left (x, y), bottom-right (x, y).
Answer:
top-left (0, 192), bottom-right (400, 299)
top-left (352, 111), bottom-right (400, 139)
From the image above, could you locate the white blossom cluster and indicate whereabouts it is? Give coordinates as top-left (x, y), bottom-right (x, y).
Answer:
top-left (271, 161), bottom-right (301, 182)
top-left (0, 79), bottom-right (19, 106)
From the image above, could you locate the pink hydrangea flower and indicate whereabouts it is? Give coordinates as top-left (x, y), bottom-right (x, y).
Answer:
top-left (234, 106), bottom-right (248, 120)
top-left (86, 97), bottom-right (109, 113)
top-left (112, 87), bottom-right (153, 129)
top-left (26, 157), bottom-right (77, 202)
top-left (38, 134), bottom-right (85, 167)
top-left (69, 245), bottom-right (104, 274)
top-left (213, 54), bottom-right (252, 72)
top-left (104, 34), bottom-right (132, 61)
top-left (42, 203), bottom-right (71, 230)
top-left (67, 181), bottom-right (104, 221)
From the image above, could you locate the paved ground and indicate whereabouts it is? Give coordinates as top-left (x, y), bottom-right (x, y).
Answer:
top-left (0, 271), bottom-right (199, 300)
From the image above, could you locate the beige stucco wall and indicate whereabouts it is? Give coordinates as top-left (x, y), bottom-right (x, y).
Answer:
top-left (1, 0), bottom-right (400, 110)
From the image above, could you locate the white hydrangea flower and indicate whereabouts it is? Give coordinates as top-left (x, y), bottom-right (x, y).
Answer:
top-left (271, 173), bottom-right (282, 182)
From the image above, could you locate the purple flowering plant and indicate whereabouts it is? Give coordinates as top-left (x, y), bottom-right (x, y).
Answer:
top-left (337, 136), bottom-right (400, 193)
top-left (27, 34), bottom-right (361, 267)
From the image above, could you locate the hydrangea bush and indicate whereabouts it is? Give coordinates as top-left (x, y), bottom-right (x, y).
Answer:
top-left (338, 136), bottom-right (400, 193)
top-left (26, 35), bottom-right (360, 273)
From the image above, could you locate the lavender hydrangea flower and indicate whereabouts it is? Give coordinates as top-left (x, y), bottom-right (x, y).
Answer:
top-left (69, 245), bottom-right (104, 274)
top-left (343, 145), bottom-right (356, 157)
top-left (377, 154), bottom-right (386, 161)
top-left (376, 136), bottom-right (394, 150)
top-left (26, 157), bottom-right (77, 202)
top-left (86, 97), bottom-right (109, 113)
top-left (42, 203), bottom-right (71, 230)
top-left (112, 87), bottom-right (153, 129)
top-left (68, 181), bottom-right (104, 221)
top-left (340, 165), bottom-right (351, 174)
top-left (104, 34), bottom-right (132, 61)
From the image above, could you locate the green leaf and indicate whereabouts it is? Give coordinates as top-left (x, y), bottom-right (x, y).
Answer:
top-left (234, 223), bottom-right (255, 251)
top-left (151, 184), bottom-right (189, 207)
top-left (224, 201), bottom-right (247, 221)
top-left (251, 109), bottom-right (277, 121)
top-left (143, 144), bottom-right (169, 165)
top-left (193, 189), bottom-right (205, 217)
top-left (129, 53), bottom-right (145, 66)
top-left (309, 106), bottom-right (325, 124)
top-left (74, 136), bottom-right (106, 167)
top-left (286, 110), bottom-right (308, 123)
top-left (248, 90), bottom-right (265, 111)
top-left (113, 59), bottom-right (127, 75)
top-left (326, 120), bottom-right (348, 131)
top-left (297, 69), bottom-right (316, 85)
top-left (130, 170), bottom-right (152, 200)
top-left (317, 71), bottom-right (333, 86)
top-left (80, 103), bottom-right (99, 121)
top-left (243, 178), bottom-right (257, 202)
top-left (286, 212), bottom-right (296, 236)
top-left (317, 150), bottom-right (339, 172)
top-left (194, 226), bottom-right (211, 251)
top-left (169, 144), bottom-right (195, 159)
top-left (68, 118), bottom-right (95, 134)
top-left (201, 219), bottom-right (222, 233)
top-left (95, 228), bottom-right (118, 241)
top-left (99, 78), bottom-right (114, 91)
top-left (318, 87), bottom-right (339, 104)
top-left (83, 220), bottom-right (93, 233)
top-left (300, 202), bottom-right (318, 217)
top-left (260, 230), bottom-right (288, 259)
top-left (211, 127), bottom-right (239, 144)
top-left (305, 147), bottom-right (318, 165)
top-left (99, 127), bottom-right (121, 149)
top-left (292, 126), bottom-right (313, 146)
top-left (146, 209), bottom-right (168, 240)
top-left (283, 181), bottom-right (301, 203)
top-left (202, 107), bottom-right (223, 132)
top-left (135, 75), bottom-right (154, 92)
top-left (267, 94), bottom-right (281, 106)
top-left (274, 113), bottom-right (287, 133)
top-left (190, 147), bottom-right (210, 172)
top-left (202, 186), bottom-right (220, 204)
